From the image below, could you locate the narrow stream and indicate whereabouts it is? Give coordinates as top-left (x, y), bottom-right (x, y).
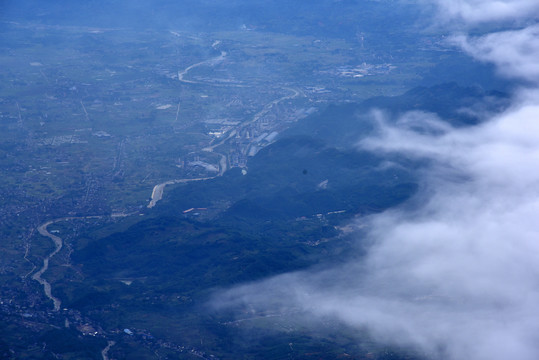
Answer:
top-left (31, 220), bottom-right (63, 311)
top-left (32, 216), bottom-right (103, 311)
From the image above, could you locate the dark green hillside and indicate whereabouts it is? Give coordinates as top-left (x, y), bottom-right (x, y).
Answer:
top-left (155, 135), bottom-right (417, 228)
top-left (156, 83), bottom-right (500, 227)
top-left (362, 82), bottom-right (509, 125)
top-left (73, 217), bottom-right (317, 293)
top-left (10, 84), bottom-right (492, 359)
top-left (64, 88), bottom-right (435, 358)
top-left (66, 83), bottom-right (505, 358)
top-left (284, 83), bottom-right (508, 148)
top-left (222, 137), bottom-right (416, 220)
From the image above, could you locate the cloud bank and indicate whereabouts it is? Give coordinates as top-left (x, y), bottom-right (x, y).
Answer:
top-left (432, 0), bottom-right (539, 24)
top-left (454, 25), bottom-right (539, 82)
top-left (212, 2), bottom-right (539, 359)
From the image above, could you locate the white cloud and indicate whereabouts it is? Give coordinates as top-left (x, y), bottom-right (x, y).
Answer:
top-left (453, 25), bottom-right (539, 83)
top-left (215, 99), bottom-right (539, 359)
top-left (432, 0), bottom-right (539, 24)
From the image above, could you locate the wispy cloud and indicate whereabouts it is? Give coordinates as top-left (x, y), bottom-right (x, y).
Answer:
top-left (453, 25), bottom-right (539, 82)
top-left (432, 0), bottom-right (539, 24)
top-left (212, 1), bottom-right (539, 359)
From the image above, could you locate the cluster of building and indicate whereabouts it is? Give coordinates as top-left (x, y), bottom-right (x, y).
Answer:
top-left (202, 105), bottom-right (318, 172)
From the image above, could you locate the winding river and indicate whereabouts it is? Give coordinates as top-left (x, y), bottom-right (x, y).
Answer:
top-left (32, 216), bottom-right (103, 311)
top-left (178, 51), bottom-right (228, 85)
top-left (101, 340), bottom-right (115, 360)
top-left (147, 177), bottom-right (213, 208)
top-left (32, 220), bottom-right (63, 311)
